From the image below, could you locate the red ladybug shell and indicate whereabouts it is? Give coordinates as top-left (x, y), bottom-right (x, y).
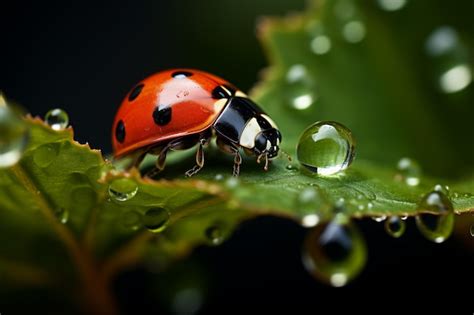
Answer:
top-left (112, 69), bottom-right (234, 157)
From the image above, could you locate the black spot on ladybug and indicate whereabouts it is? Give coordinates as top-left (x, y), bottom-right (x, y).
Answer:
top-left (153, 106), bottom-right (172, 126)
top-left (212, 86), bottom-right (231, 99)
top-left (128, 84), bottom-right (144, 101)
top-left (115, 120), bottom-right (126, 143)
top-left (172, 71), bottom-right (193, 79)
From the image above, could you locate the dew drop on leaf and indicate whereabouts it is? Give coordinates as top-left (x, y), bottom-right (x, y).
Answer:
top-left (297, 121), bottom-right (355, 176)
top-left (302, 218), bottom-right (367, 287)
top-left (33, 143), bottom-right (60, 168)
top-left (108, 178), bottom-right (138, 202)
top-left (415, 190), bottom-right (454, 243)
top-left (384, 216), bottom-right (406, 238)
top-left (395, 157), bottom-right (421, 186)
top-left (45, 108), bottom-right (69, 131)
top-left (143, 207), bottom-right (170, 233)
top-left (0, 104), bottom-right (29, 168)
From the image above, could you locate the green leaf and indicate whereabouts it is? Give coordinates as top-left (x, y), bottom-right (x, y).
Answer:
top-left (1, 0), bottom-right (473, 312)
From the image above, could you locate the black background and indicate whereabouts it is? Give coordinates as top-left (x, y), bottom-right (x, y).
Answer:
top-left (1, 1), bottom-right (473, 314)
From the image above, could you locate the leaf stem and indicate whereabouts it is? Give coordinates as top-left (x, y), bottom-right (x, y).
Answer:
top-left (10, 164), bottom-right (119, 315)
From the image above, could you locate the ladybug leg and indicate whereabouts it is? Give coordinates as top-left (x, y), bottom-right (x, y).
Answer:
top-left (184, 138), bottom-right (207, 177)
top-left (125, 150), bottom-right (147, 171)
top-left (145, 138), bottom-right (186, 178)
top-left (216, 137), bottom-right (242, 177)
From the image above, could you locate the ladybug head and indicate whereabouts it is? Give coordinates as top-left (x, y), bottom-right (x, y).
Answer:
top-left (254, 128), bottom-right (281, 159)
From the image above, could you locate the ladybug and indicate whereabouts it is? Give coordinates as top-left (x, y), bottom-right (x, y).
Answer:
top-left (112, 69), bottom-right (281, 177)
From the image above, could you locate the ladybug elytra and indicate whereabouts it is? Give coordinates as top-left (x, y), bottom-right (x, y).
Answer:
top-left (112, 69), bottom-right (281, 177)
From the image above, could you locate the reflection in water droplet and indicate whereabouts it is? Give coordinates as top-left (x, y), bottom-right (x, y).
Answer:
top-left (297, 121), bottom-right (355, 176)
top-left (310, 35), bottom-right (332, 55)
top-left (439, 64), bottom-right (472, 93)
top-left (121, 210), bottom-right (142, 231)
top-left (55, 208), bottom-right (69, 224)
top-left (302, 219), bottom-right (367, 287)
top-left (384, 216), bottom-right (406, 238)
top-left (415, 191), bottom-right (454, 243)
top-left (434, 184), bottom-right (450, 196)
top-left (425, 26), bottom-right (458, 57)
top-left (376, 0), bottom-right (407, 11)
top-left (342, 21), bottom-right (366, 43)
top-left (33, 143), bottom-right (60, 168)
top-left (0, 106), bottom-right (29, 168)
top-left (108, 178), bottom-right (138, 202)
top-left (45, 108), bottom-right (69, 130)
top-left (143, 207), bottom-right (170, 233)
top-left (396, 157), bottom-right (421, 186)
top-left (297, 188), bottom-right (324, 227)
top-left (286, 164), bottom-right (297, 171)
top-left (205, 225), bottom-right (225, 246)
top-left (470, 225), bottom-right (474, 237)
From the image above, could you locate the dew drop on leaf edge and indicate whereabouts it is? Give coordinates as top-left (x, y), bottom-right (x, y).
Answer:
top-left (302, 219), bottom-right (367, 287)
top-left (45, 108), bottom-right (69, 131)
top-left (296, 121), bottom-right (355, 176)
top-left (384, 216), bottom-right (406, 238)
top-left (415, 190), bottom-right (454, 243)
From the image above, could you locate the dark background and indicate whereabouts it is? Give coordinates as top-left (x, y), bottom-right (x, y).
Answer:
top-left (1, 1), bottom-right (473, 314)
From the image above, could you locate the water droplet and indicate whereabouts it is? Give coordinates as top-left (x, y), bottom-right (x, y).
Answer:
top-left (302, 214), bottom-right (320, 228)
top-left (0, 106), bottom-right (29, 168)
top-left (342, 21), bottom-right (366, 43)
top-left (438, 64), bottom-right (472, 94)
top-left (205, 225), bottom-right (225, 246)
top-left (121, 210), bottom-right (141, 231)
top-left (396, 157), bottom-right (421, 186)
top-left (55, 208), bottom-right (69, 224)
top-left (401, 215), bottom-right (408, 220)
top-left (377, 0), bottom-right (407, 11)
top-left (433, 184), bottom-right (450, 196)
top-left (296, 187), bottom-right (327, 227)
top-left (286, 64), bottom-right (308, 83)
top-left (415, 191), bottom-right (454, 243)
top-left (310, 35), bottom-right (332, 55)
top-left (302, 219), bottom-right (367, 287)
top-left (33, 143), bottom-right (60, 168)
top-left (143, 207), bottom-right (170, 233)
top-left (108, 178), bottom-right (138, 202)
top-left (45, 108), bottom-right (69, 130)
top-left (384, 216), bottom-right (406, 238)
top-left (214, 174), bottom-right (224, 181)
top-left (286, 164), bottom-right (297, 171)
top-left (297, 121), bottom-right (355, 176)
top-left (372, 215), bottom-right (387, 222)
top-left (470, 225), bottom-right (474, 237)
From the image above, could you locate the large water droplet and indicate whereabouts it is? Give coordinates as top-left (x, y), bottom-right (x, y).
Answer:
top-left (143, 207), bottom-right (170, 233)
top-left (396, 157), bottom-right (421, 186)
top-left (0, 105), bottom-right (29, 168)
top-left (302, 219), bottom-right (367, 287)
top-left (121, 210), bottom-right (142, 231)
top-left (108, 178), bottom-right (138, 202)
top-left (33, 143), bottom-right (60, 168)
top-left (384, 216), bottom-right (406, 238)
top-left (342, 21), bottom-right (366, 43)
top-left (296, 187), bottom-right (326, 227)
top-left (376, 0), bottom-right (407, 11)
top-left (415, 191), bottom-right (454, 243)
top-left (45, 108), bottom-right (69, 130)
top-left (297, 121), bottom-right (355, 176)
